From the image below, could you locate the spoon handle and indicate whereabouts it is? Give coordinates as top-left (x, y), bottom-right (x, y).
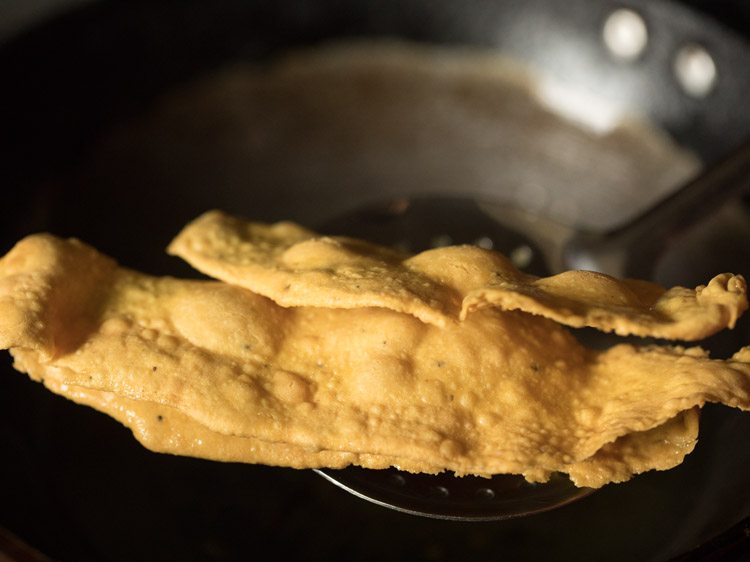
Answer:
top-left (564, 140), bottom-right (750, 278)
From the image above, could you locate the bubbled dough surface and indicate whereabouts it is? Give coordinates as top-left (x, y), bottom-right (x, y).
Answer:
top-left (167, 210), bottom-right (459, 327)
top-left (169, 211), bottom-right (747, 340)
top-left (4, 234), bottom-right (750, 486)
top-left (14, 346), bottom-right (700, 488)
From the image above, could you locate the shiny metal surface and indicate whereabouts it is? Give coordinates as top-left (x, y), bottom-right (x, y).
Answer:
top-left (565, 139), bottom-right (750, 278)
top-left (315, 468), bottom-right (593, 521)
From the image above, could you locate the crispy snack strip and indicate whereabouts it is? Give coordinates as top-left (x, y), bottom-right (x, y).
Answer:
top-left (166, 210), bottom-right (461, 327)
top-left (16, 348), bottom-right (431, 473)
top-left (168, 210), bottom-right (747, 340)
top-left (461, 271), bottom-right (747, 340)
top-left (3, 235), bottom-right (749, 487)
top-left (0, 234), bottom-right (117, 361)
top-left (15, 347), bottom-right (698, 487)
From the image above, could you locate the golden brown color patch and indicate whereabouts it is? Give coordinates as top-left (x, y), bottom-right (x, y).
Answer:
top-left (2, 233), bottom-right (750, 487)
top-left (170, 211), bottom-right (747, 340)
top-left (167, 210), bottom-right (460, 327)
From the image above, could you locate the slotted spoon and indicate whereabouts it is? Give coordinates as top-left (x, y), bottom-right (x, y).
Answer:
top-left (315, 139), bottom-right (750, 520)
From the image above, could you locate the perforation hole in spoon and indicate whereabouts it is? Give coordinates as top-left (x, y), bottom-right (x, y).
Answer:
top-left (315, 468), bottom-right (593, 521)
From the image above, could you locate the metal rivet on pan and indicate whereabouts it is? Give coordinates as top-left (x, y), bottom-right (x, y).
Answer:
top-left (602, 8), bottom-right (648, 61)
top-left (430, 485), bottom-right (450, 498)
top-left (388, 473), bottom-right (406, 487)
top-left (475, 487), bottom-right (496, 500)
top-left (674, 44), bottom-right (717, 98)
top-left (510, 245), bottom-right (534, 269)
top-left (474, 236), bottom-right (494, 250)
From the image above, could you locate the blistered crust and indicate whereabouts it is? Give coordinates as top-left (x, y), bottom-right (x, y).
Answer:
top-left (4, 235), bottom-right (750, 487)
top-left (462, 271), bottom-right (748, 340)
top-left (0, 235), bottom-right (117, 360)
top-left (167, 210), bottom-right (460, 327)
top-left (169, 211), bottom-right (747, 340)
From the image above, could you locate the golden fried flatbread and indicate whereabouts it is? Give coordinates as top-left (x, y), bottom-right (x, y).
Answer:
top-left (168, 210), bottom-right (747, 339)
top-left (15, 345), bottom-right (699, 488)
top-left (0, 234), bottom-right (117, 361)
top-left (3, 234), bottom-right (749, 487)
top-left (565, 408), bottom-right (699, 488)
top-left (15, 348), bottom-right (434, 473)
top-left (166, 210), bottom-right (460, 327)
top-left (461, 271), bottom-right (747, 340)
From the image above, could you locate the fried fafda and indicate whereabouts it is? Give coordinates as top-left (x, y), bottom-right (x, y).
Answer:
top-left (166, 210), bottom-right (460, 327)
top-left (461, 271), bottom-right (746, 340)
top-left (15, 348), bottom-right (420, 472)
top-left (169, 210), bottom-right (747, 340)
top-left (15, 347), bottom-right (699, 487)
top-left (3, 234), bottom-right (750, 487)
